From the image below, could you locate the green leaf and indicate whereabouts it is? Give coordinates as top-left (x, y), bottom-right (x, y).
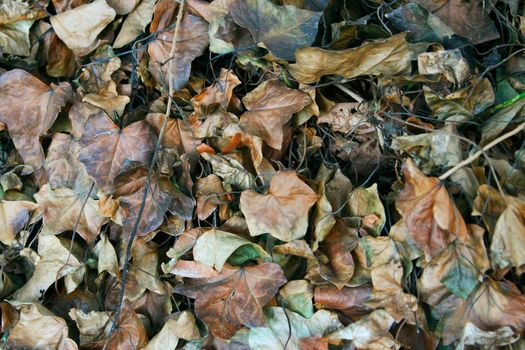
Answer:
top-left (440, 248), bottom-right (479, 300)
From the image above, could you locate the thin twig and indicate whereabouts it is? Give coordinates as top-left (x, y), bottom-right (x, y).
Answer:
top-left (105, 0), bottom-right (185, 344)
top-left (439, 121), bottom-right (525, 180)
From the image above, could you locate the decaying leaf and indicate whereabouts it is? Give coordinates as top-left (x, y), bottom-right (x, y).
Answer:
top-left (289, 33), bottom-right (411, 83)
top-left (0, 199), bottom-right (38, 245)
top-left (239, 80), bottom-right (312, 150)
top-left (176, 263), bottom-right (286, 339)
top-left (0, 69), bottom-right (72, 171)
top-left (230, 0), bottom-right (322, 61)
top-left (240, 171), bottom-right (318, 241)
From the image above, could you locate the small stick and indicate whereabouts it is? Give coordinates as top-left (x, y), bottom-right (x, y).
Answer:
top-left (439, 121), bottom-right (525, 180)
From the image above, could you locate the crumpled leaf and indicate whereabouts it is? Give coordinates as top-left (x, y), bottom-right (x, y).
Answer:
top-left (230, 0), bottom-right (322, 61)
top-left (414, 0), bottom-right (500, 45)
top-left (50, 0), bottom-right (116, 50)
top-left (248, 307), bottom-right (341, 350)
top-left (192, 68), bottom-right (241, 115)
top-left (240, 171), bottom-right (318, 241)
top-left (175, 262), bottom-right (286, 339)
top-left (490, 201), bottom-right (525, 275)
top-left (0, 0), bottom-right (47, 24)
top-left (418, 49), bottom-right (469, 85)
top-left (68, 308), bottom-right (111, 345)
top-left (437, 278), bottom-right (525, 345)
top-left (148, 1), bottom-right (209, 91)
top-left (317, 102), bottom-right (371, 134)
top-left (325, 309), bottom-right (400, 349)
top-left (0, 19), bottom-right (33, 56)
top-left (0, 69), bottom-right (72, 171)
top-left (0, 199), bottom-right (38, 245)
top-left (144, 311), bottom-right (200, 350)
top-left (391, 124), bottom-right (463, 173)
top-left (13, 235), bottom-right (83, 302)
top-left (34, 184), bottom-right (105, 242)
top-left (289, 33), bottom-right (411, 84)
top-left (113, 0), bottom-right (156, 48)
top-left (456, 322), bottom-right (519, 350)
top-left (348, 184), bottom-right (386, 236)
top-left (193, 228), bottom-right (269, 271)
top-left (78, 113), bottom-right (156, 193)
top-left (1, 301), bottom-right (77, 350)
top-left (202, 152), bottom-right (256, 190)
top-left (239, 80), bottom-right (312, 150)
top-left (396, 159), bottom-right (467, 261)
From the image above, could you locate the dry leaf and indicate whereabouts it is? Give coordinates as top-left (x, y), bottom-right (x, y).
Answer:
top-left (317, 102), bottom-right (370, 134)
top-left (289, 33), bottom-right (411, 84)
top-left (50, 0), bottom-right (116, 50)
top-left (0, 69), bottom-right (72, 170)
top-left (239, 80), bottom-right (312, 150)
top-left (240, 171), bottom-right (318, 241)
top-left (176, 263), bottom-right (286, 339)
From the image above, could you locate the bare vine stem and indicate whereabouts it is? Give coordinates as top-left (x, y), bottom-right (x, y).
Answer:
top-left (104, 0), bottom-right (185, 344)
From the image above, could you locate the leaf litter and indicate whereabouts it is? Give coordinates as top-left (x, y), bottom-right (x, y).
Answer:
top-left (0, 0), bottom-right (525, 349)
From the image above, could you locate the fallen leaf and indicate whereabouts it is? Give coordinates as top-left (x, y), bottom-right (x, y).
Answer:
top-left (13, 235), bottom-right (83, 302)
top-left (106, 0), bottom-right (140, 15)
top-left (348, 184), bottom-right (386, 236)
top-left (202, 152), bottom-right (257, 190)
top-left (240, 171), bottom-right (318, 241)
top-left (230, 0), bottom-right (322, 61)
top-left (2, 302), bottom-right (77, 350)
top-left (0, 199), bottom-right (38, 245)
top-left (396, 159), bottom-right (467, 261)
top-left (113, 0), bottom-right (156, 48)
top-left (248, 307), bottom-right (341, 350)
top-left (191, 68), bottom-right (241, 115)
top-left (144, 311), bottom-right (200, 350)
top-left (46, 33), bottom-right (78, 78)
top-left (34, 184), bottom-right (105, 242)
top-left (50, 0), bottom-right (116, 50)
top-left (0, 20), bottom-right (33, 56)
top-left (78, 113), bottom-right (156, 193)
top-left (176, 263), bottom-right (286, 339)
top-left (0, 0), bottom-right (47, 24)
top-left (195, 174), bottom-right (226, 220)
top-left (69, 308), bottom-right (111, 345)
top-left (317, 102), bottom-right (371, 134)
top-left (325, 309), bottom-right (400, 349)
top-left (148, 1), bottom-right (209, 91)
top-left (490, 201), bottom-right (525, 275)
top-left (314, 284), bottom-right (373, 318)
top-left (278, 280), bottom-right (314, 318)
top-left (0, 69), bottom-right (72, 170)
top-left (239, 80), bottom-right (312, 150)
top-left (418, 49), bottom-right (469, 85)
top-left (289, 33), bottom-right (411, 84)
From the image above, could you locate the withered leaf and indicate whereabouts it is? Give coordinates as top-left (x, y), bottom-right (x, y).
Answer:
top-left (50, 0), bottom-right (116, 50)
top-left (396, 159), bottom-right (467, 261)
top-left (192, 68), bottom-right (241, 115)
top-left (0, 69), bottom-right (72, 171)
top-left (240, 171), bottom-right (318, 241)
top-left (230, 0), bottom-right (322, 61)
top-left (34, 184), bottom-right (106, 243)
top-left (289, 33), bottom-right (411, 84)
top-left (78, 113), bottom-right (156, 193)
top-left (176, 263), bottom-right (286, 339)
top-left (0, 199), bottom-right (38, 245)
top-left (148, 4), bottom-right (209, 91)
top-left (239, 80), bottom-right (312, 150)
top-left (113, 0), bottom-right (156, 48)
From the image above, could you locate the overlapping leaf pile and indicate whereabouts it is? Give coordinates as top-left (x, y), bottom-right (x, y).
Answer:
top-left (1, 0), bottom-right (525, 349)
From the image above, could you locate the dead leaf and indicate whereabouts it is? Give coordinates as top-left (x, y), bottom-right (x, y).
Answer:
top-left (240, 171), bottom-right (318, 241)
top-left (148, 1), bottom-right (209, 91)
top-left (195, 174), bottom-right (226, 220)
top-left (50, 0), bottom-right (116, 50)
top-left (202, 152), bottom-right (257, 190)
top-left (0, 19), bottom-right (34, 56)
top-left (144, 311), bottom-right (200, 350)
top-left (239, 80), bottom-right (312, 150)
top-left (0, 199), bottom-right (38, 245)
top-left (113, 0), bottom-right (156, 48)
top-left (418, 49), bottom-right (469, 85)
top-left (317, 102), bottom-right (371, 134)
top-left (34, 184), bottom-right (105, 242)
top-left (191, 68), bottom-right (241, 115)
top-left (396, 159), bottom-right (467, 261)
top-left (289, 33), bottom-right (411, 84)
top-left (0, 69), bottom-right (72, 170)
top-left (78, 113), bottom-right (156, 193)
top-left (175, 262), bottom-right (286, 339)
top-left (230, 0), bottom-right (322, 61)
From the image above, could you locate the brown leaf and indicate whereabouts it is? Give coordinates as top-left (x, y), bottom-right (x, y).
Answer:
top-left (50, 0), bottom-right (116, 50)
top-left (195, 174), bottom-right (226, 220)
top-left (240, 171), bottom-right (318, 241)
top-left (289, 33), bottom-right (411, 84)
top-left (0, 200), bottom-right (38, 245)
top-left (34, 184), bottom-right (106, 242)
top-left (317, 102), bottom-right (371, 134)
top-left (191, 68), bottom-right (241, 115)
top-left (239, 80), bottom-right (311, 150)
top-left (78, 113), bottom-right (156, 193)
top-left (314, 284), bottom-right (373, 318)
top-left (396, 159), bottom-right (467, 261)
top-left (46, 33), bottom-right (77, 78)
top-left (176, 262), bottom-right (286, 339)
top-left (0, 69), bottom-right (72, 170)
top-left (148, 1), bottom-right (209, 91)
